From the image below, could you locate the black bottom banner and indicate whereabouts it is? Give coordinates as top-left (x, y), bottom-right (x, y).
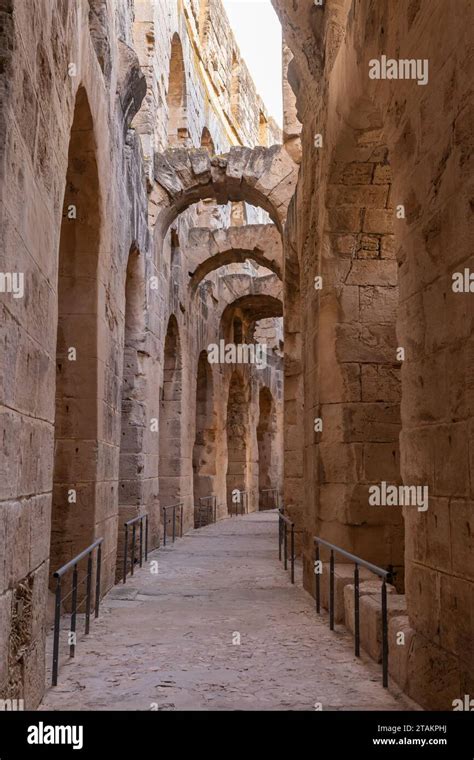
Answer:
top-left (0, 710), bottom-right (472, 757)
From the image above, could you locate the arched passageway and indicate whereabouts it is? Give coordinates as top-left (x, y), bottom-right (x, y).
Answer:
top-left (257, 387), bottom-right (278, 509)
top-left (159, 316), bottom-right (184, 530)
top-left (116, 245), bottom-right (146, 578)
top-left (220, 293), bottom-right (283, 339)
top-left (317, 104), bottom-right (403, 581)
top-left (187, 223), bottom-right (283, 292)
top-left (51, 86), bottom-right (101, 577)
top-left (225, 372), bottom-right (249, 514)
top-left (200, 127), bottom-right (215, 155)
top-left (1, 0), bottom-right (471, 719)
top-left (149, 144), bottom-right (298, 232)
top-left (190, 247), bottom-right (281, 293)
top-left (193, 351), bottom-right (216, 525)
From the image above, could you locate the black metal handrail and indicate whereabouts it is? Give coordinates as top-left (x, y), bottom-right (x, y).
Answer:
top-left (278, 508), bottom-right (296, 584)
top-left (313, 536), bottom-right (390, 687)
top-left (195, 495), bottom-right (217, 528)
top-left (260, 487), bottom-right (279, 510)
top-left (51, 538), bottom-right (103, 686)
top-left (122, 514), bottom-right (149, 583)
top-left (162, 503), bottom-right (184, 546)
top-left (229, 490), bottom-right (248, 516)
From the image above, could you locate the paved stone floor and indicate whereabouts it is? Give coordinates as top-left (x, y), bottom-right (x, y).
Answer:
top-left (40, 512), bottom-right (415, 711)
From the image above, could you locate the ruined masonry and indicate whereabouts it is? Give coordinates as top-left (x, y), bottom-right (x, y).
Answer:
top-left (0, 0), bottom-right (472, 712)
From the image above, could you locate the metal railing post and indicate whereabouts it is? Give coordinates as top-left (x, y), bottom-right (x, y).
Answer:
top-left (52, 576), bottom-right (62, 687)
top-left (382, 580), bottom-right (388, 687)
top-left (70, 565), bottom-right (78, 658)
top-left (123, 515), bottom-right (148, 581)
top-left (329, 549), bottom-right (335, 631)
top-left (85, 552), bottom-right (93, 635)
top-left (278, 512), bottom-right (282, 561)
top-left (95, 543), bottom-right (102, 619)
top-left (315, 542), bottom-right (320, 613)
top-left (123, 524), bottom-right (128, 584)
top-left (312, 534), bottom-right (391, 687)
top-left (145, 515), bottom-right (149, 560)
top-left (354, 563), bottom-right (360, 657)
top-left (51, 538), bottom-right (103, 685)
top-left (290, 523), bottom-right (295, 584)
top-left (131, 524), bottom-right (136, 576)
top-left (283, 522), bottom-right (288, 571)
top-left (139, 518), bottom-right (144, 568)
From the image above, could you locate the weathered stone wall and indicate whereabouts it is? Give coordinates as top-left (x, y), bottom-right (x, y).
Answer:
top-left (274, 0), bottom-right (473, 710)
top-left (0, 0), bottom-right (151, 704)
top-left (2, 0), bottom-right (469, 716)
top-left (132, 0), bottom-right (281, 181)
top-left (0, 0), bottom-right (285, 707)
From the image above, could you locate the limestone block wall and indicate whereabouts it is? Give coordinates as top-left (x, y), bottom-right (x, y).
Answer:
top-left (0, 0), bottom-right (153, 704)
top-left (132, 0), bottom-right (280, 184)
top-left (274, 0), bottom-right (473, 710)
top-left (0, 0), bottom-right (285, 707)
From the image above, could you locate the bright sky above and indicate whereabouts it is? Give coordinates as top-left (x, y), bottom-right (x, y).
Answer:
top-left (222, 0), bottom-right (283, 128)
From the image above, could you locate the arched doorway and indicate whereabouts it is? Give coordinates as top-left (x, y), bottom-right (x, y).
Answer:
top-left (193, 351), bottom-right (216, 526)
top-left (200, 127), bottom-right (215, 155)
top-left (50, 86), bottom-right (101, 576)
top-left (167, 34), bottom-right (188, 146)
top-left (225, 372), bottom-right (248, 514)
top-left (159, 316), bottom-right (183, 530)
top-left (257, 387), bottom-right (277, 509)
top-left (116, 245), bottom-right (146, 578)
top-left (318, 102), bottom-right (403, 584)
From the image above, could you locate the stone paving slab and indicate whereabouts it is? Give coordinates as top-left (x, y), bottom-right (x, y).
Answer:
top-left (40, 512), bottom-right (416, 711)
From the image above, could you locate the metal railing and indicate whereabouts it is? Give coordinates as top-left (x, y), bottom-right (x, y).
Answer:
top-left (195, 495), bottom-right (217, 528)
top-left (162, 503), bottom-right (184, 546)
top-left (278, 508), bottom-right (297, 584)
top-left (314, 536), bottom-right (391, 687)
top-left (51, 538), bottom-right (103, 686)
top-left (260, 487), bottom-right (279, 510)
top-left (122, 514), bottom-right (149, 583)
top-left (229, 490), bottom-right (248, 516)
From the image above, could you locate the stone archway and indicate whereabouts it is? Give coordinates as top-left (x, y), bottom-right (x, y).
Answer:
top-left (116, 244), bottom-right (147, 579)
top-left (159, 316), bottom-right (184, 522)
top-left (187, 223), bottom-right (283, 292)
top-left (220, 293), bottom-right (283, 340)
top-left (225, 371), bottom-right (249, 514)
top-left (190, 248), bottom-right (280, 292)
top-left (257, 387), bottom-right (278, 509)
top-left (282, 196), bottom-right (304, 550)
top-left (316, 102), bottom-right (403, 580)
top-left (149, 144), bottom-right (298, 233)
top-left (193, 351), bottom-right (217, 525)
top-left (50, 86), bottom-right (101, 577)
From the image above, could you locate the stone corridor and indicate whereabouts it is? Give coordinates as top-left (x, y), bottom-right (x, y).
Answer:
top-left (40, 512), bottom-right (413, 711)
top-left (1, 0), bottom-right (472, 714)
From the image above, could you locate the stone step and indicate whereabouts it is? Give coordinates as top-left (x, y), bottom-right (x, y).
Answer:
top-left (318, 562), bottom-right (380, 624)
top-left (344, 585), bottom-right (407, 663)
